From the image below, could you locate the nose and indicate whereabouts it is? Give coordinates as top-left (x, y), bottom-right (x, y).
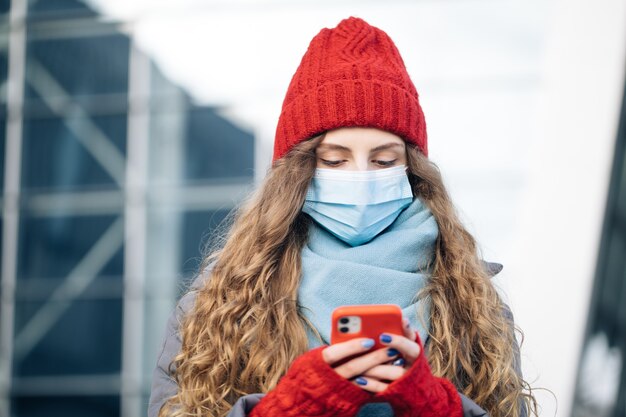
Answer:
top-left (353, 153), bottom-right (370, 171)
top-left (354, 159), bottom-right (369, 171)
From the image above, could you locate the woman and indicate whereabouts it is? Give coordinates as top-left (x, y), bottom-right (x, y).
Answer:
top-left (149, 16), bottom-right (538, 417)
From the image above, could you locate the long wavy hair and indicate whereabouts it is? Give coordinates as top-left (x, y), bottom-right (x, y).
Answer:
top-left (159, 132), bottom-right (538, 417)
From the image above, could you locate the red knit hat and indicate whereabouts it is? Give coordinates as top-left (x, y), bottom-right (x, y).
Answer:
top-left (272, 16), bottom-right (428, 161)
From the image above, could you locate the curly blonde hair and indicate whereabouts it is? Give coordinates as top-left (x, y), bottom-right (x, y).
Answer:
top-left (159, 133), bottom-right (538, 417)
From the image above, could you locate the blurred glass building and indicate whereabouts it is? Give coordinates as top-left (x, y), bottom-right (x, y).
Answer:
top-left (0, 0), bottom-right (254, 416)
top-left (572, 79), bottom-right (626, 417)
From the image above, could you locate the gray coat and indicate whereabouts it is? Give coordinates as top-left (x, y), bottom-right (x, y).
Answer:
top-left (148, 260), bottom-right (520, 417)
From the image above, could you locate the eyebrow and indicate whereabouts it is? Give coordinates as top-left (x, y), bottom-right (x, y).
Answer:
top-left (316, 142), bottom-right (404, 153)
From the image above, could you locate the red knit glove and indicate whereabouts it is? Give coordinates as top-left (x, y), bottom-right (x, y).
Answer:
top-left (372, 332), bottom-right (463, 417)
top-left (248, 345), bottom-right (372, 417)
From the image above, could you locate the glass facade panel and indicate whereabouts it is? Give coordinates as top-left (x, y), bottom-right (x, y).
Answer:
top-left (24, 34), bottom-right (130, 99)
top-left (181, 209), bottom-right (231, 278)
top-left (13, 299), bottom-right (123, 376)
top-left (0, 48), bottom-right (7, 192)
top-left (0, 218), bottom-right (3, 298)
top-left (185, 108), bottom-right (255, 182)
top-left (0, 49), bottom-right (7, 100)
top-left (13, 214), bottom-right (124, 379)
top-left (27, 0), bottom-right (98, 20)
top-left (17, 215), bottom-right (123, 282)
top-left (12, 395), bottom-right (119, 417)
top-left (21, 114), bottom-right (127, 191)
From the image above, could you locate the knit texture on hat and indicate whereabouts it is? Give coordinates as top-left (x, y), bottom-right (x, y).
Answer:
top-left (273, 16), bottom-right (428, 161)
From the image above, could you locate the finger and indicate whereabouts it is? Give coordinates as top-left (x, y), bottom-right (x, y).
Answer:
top-left (322, 338), bottom-right (376, 365)
top-left (353, 376), bottom-right (389, 393)
top-left (334, 347), bottom-right (400, 379)
top-left (402, 317), bottom-right (417, 341)
top-left (361, 364), bottom-right (406, 381)
top-left (379, 333), bottom-right (421, 363)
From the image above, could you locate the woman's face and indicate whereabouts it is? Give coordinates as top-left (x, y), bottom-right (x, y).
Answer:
top-left (315, 127), bottom-right (407, 171)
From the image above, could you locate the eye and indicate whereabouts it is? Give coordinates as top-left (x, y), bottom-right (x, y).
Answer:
top-left (373, 159), bottom-right (397, 167)
top-left (320, 159), bottom-right (344, 167)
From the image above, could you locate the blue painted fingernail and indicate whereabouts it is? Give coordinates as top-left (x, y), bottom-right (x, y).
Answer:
top-left (380, 334), bottom-right (392, 343)
top-left (392, 358), bottom-right (405, 366)
top-left (361, 339), bottom-right (375, 348)
top-left (387, 348), bottom-right (400, 357)
top-left (355, 377), bottom-right (368, 386)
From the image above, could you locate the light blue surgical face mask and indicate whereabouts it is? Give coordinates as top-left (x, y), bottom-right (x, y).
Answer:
top-left (302, 165), bottom-right (414, 246)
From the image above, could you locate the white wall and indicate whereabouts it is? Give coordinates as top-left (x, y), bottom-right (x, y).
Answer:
top-left (506, 1), bottom-right (626, 416)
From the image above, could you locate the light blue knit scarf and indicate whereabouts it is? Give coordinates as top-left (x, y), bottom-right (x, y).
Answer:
top-left (298, 196), bottom-right (439, 350)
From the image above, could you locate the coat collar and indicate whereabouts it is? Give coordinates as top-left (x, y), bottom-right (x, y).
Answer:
top-left (482, 260), bottom-right (503, 277)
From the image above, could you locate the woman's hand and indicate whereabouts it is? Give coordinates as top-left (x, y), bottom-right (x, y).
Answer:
top-left (321, 317), bottom-right (421, 393)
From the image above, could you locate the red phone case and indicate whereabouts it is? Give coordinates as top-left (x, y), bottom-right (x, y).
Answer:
top-left (331, 304), bottom-right (404, 350)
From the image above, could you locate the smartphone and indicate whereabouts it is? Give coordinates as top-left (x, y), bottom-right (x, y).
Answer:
top-left (331, 304), bottom-right (404, 350)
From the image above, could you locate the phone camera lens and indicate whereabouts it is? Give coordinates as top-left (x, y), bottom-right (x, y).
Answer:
top-left (339, 317), bottom-right (350, 324)
top-left (339, 327), bottom-right (349, 333)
